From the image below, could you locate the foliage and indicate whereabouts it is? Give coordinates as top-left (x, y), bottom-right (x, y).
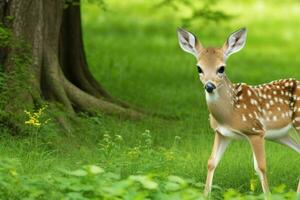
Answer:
top-left (156, 0), bottom-right (232, 26)
top-left (79, 0), bottom-right (231, 26)
top-left (96, 129), bottom-right (188, 176)
top-left (0, 25), bottom-right (12, 48)
top-left (65, 0), bottom-right (107, 10)
top-left (0, 158), bottom-right (298, 199)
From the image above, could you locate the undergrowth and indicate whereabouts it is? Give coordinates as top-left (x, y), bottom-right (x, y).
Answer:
top-left (0, 158), bottom-right (298, 200)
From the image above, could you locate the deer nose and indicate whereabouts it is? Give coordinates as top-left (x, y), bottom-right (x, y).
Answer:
top-left (204, 82), bottom-right (216, 93)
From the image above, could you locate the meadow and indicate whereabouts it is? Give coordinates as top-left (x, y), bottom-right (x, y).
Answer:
top-left (0, 0), bottom-right (300, 199)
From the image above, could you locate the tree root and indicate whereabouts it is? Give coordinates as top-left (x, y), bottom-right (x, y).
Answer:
top-left (63, 78), bottom-right (144, 119)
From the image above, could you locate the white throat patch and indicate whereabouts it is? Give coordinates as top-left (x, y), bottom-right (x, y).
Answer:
top-left (205, 90), bottom-right (220, 102)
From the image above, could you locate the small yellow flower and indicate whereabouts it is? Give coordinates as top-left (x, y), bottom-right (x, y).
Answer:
top-left (24, 105), bottom-right (49, 127)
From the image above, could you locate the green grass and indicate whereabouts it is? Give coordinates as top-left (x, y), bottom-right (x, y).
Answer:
top-left (0, 0), bottom-right (300, 198)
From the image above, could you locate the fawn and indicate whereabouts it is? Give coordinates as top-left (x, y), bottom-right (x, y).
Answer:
top-left (177, 27), bottom-right (300, 196)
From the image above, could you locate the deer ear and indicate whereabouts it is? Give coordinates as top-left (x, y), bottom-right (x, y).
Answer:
top-left (177, 28), bottom-right (202, 58)
top-left (223, 28), bottom-right (247, 59)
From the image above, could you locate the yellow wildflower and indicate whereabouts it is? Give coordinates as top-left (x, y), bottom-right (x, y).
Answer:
top-left (24, 105), bottom-right (49, 127)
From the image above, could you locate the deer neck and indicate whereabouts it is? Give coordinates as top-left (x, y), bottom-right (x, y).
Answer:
top-left (205, 76), bottom-right (235, 124)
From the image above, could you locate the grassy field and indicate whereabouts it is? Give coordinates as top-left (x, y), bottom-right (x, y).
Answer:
top-left (1, 0), bottom-right (300, 198)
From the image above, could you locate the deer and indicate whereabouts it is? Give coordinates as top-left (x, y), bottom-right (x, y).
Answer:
top-left (177, 27), bottom-right (300, 197)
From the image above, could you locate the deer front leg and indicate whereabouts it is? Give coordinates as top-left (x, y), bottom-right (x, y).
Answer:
top-left (298, 180), bottom-right (300, 193)
top-left (204, 131), bottom-right (231, 196)
top-left (248, 135), bottom-right (270, 194)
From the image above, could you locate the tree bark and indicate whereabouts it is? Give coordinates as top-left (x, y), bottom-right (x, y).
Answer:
top-left (59, 3), bottom-right (142, 109)
top-left (0, 0), bottom-right (144, 134)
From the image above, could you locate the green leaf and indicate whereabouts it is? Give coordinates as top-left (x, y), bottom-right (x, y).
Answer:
top-left (86, 165), bottom-right (104, 175)
top-left (67, 169), bottom-right (88, 177)
top-left (130, 175), bottom-right (158, 190)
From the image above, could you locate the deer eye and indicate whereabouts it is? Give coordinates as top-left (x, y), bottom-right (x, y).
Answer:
top-left (217, 66), bottom-right (225, 74)
top-left (197, 65), bottom-right (203, 74)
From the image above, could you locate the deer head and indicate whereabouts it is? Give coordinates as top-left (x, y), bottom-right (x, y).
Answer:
top-left (177, 28), bottom-right (247, 94)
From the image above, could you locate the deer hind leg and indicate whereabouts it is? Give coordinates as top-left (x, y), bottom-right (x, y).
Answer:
top-left (290, 97), bottom-right (300, 194)
top-left (292, 113), bottom-right (300, 138)
top-left (275, 135), bottom-right (300, 194)
top-left (292, 105), bottom-right (300, 151)
top-left (275, 136), bottom-right (300, 154)
top-left (248, 135), bottom-right (270, 194)
top-left (292, 85), bottom-right (300, 137)
top-left (204, 132), bottom-right (231, 196)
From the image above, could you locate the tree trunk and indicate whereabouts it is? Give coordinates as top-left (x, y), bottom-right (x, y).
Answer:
top-left (0, 0), bottom-right (144, 134)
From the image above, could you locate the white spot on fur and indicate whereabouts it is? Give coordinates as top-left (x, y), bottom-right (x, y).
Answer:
top-left (268, 111), bottom-right (272, 115)
top-left (250, 99), bottom-right (257, 105)
top-left (247, 90), bottom-right (252, 96)
top-left (242, 114), bottom-right (247, 122)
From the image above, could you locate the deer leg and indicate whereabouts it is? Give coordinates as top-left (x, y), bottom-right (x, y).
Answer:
top-left (204, 132), bottom-right (231, 196)
top-left (275, 136), bottom-right (300, 154)
top-left (248, 135), bottom-right (270, 194)
top-left (273, 136), bottom-right (300, 194)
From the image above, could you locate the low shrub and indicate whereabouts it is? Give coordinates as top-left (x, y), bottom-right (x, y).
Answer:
top-left (0, 158), bottom-right (298, 199)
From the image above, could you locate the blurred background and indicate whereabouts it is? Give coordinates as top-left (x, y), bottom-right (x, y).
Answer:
top-left (83, 0), bottom-right (300, 115)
